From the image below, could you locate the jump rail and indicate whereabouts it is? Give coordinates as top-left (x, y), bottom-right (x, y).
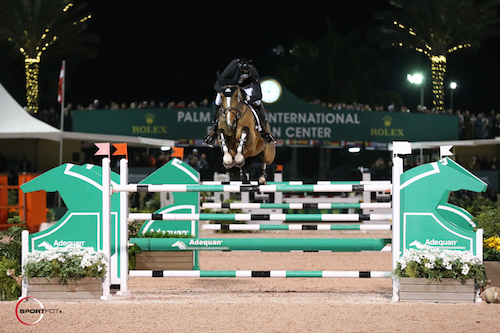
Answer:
top-left (112, 183), bottom-right (392, 194)
top-left (202, 224), bottom-right (392, 231)
top-left (128, 213), bottom-right (393, 222)
top-left (129, 270), bottom-right (392, 278)
top-left (201, 202), bottom-right (392, 210)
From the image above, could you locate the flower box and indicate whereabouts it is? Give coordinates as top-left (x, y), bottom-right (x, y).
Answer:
top-left (135, 251), bottom-right (194, 270)
top-left (484, 261), bottom-right (500, 287)
top-left (399, 278), bottom-right (476, 303)
top-left (27, 277), bottom-right (103, 300)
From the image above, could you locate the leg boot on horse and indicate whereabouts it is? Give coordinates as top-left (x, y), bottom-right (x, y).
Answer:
top-left (203, 105), bottom-right (220, 147)
top-left (253, 103), bottom-right (275, 143)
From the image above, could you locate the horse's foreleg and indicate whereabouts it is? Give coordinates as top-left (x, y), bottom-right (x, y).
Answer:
top-left (234, 131), bottom-right (248, 168)
top-left (218, 130), bottom-right (234, 169)
top-left (259, 163), bottom-right (267, 185)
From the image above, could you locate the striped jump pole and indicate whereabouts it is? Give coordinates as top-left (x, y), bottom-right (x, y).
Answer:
top-left (202, 224), bottom-right (392, 231)
top-left (112, 183), bottom-right (392, 194)
top-left (201, 180), bottom-right (391, 186)
top-left (130, 270), bottom-right (392, 278)
top-left (128, 213), bottom-right (392, 222)
top-left (202, 202), bottom-right (392, 210)
top-left (129, 237), bottom-right (391, 252)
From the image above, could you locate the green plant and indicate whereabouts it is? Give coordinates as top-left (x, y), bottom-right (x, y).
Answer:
top-left (128, 244), bottom-right (142, 270)
top-left (127, 208), bottom-right (144, 238)
top-left (0, 257), bottom-right (21, 301)
top-left (0, 216), bottom-right (27, 265)
top-left (23, 245), bottom-right (106, 283)
top-left (449, 194), bottom-right (498, 217)
top-left (144, 193), bottom-right (161, 212)
top-left (393, 246), bottom-right (486, 285)
top-left (474, 207), bottom-right (500, 239)
top-left (46, 209), bottom-right (56, 221)
top-left (7, 189), bottom-right (18, 206)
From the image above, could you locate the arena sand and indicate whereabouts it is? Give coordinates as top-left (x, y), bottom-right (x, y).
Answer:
top-left (1, 229), bottom-right (499, 332)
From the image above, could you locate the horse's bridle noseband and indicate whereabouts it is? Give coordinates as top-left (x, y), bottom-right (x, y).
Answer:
top-left (219, 85), bottom-right (248, 124)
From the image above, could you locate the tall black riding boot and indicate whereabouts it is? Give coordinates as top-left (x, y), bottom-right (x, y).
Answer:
top-left (255, 104), bottom-right (275, 143)
top-left (203, 105), bottom-right (220, 147)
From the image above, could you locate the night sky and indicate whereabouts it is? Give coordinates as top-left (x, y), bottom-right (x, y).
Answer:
top-left (62, 1), bottom-right (500, 113)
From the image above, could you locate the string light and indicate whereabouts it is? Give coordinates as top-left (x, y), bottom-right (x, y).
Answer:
top-left (6, 3), bottom-right (91, 112)
top-left (391, 18), bottom-right (473, 112)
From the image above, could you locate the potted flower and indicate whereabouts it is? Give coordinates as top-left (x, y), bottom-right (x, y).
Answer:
top-left (23, 244), bottom-right (106, 300)
top-left (393, 246), bottom-right (486, 302)
top-left (474, 207), bottom-right (500, 286)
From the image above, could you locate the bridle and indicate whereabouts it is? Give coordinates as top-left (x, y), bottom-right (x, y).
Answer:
top-left (219, 85), bottom-right (249, 128)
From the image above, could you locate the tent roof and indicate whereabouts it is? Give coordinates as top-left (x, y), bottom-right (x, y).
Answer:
top-left (0, 82), bottom-right (175, 147)
top-left (0, 82), bottom-right (61, 141)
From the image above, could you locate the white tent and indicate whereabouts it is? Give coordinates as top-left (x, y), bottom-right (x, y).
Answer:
top-left (0, 82), bottom-right (175, 147)
top-left (0, 82), bottom-right (61, 141)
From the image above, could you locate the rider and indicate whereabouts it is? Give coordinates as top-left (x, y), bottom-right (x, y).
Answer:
top-left (203, 58), bottom-right (275, 147)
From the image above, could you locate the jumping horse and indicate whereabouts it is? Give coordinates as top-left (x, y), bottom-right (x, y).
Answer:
top-left (215, 74), bottom-right (276, 184)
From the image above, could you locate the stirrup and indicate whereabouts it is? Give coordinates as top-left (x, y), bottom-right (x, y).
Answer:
top-left (203, 133), bottom-right (215, 148)
top-left (262, 132), bottom-right (275, 143)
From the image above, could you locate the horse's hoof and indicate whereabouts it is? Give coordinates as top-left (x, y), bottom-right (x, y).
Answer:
top-left (223, 161), bottom-right (235, 169)
top-left (259, 176), bottom-right (267, 185)
top-left (234, 154), bottom-right (245, 166)
top-left (234, 160), bottom-right (245, 168)
top-left (223, 155), bottom-right (233, 167)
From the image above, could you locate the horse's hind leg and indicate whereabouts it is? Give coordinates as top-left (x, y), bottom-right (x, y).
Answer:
top-left (239, 168), bottom-right (249, 183)
top-left (234, 129), bottom-right (248, 168)
top-left (218, 130), bottom-right (234, 169)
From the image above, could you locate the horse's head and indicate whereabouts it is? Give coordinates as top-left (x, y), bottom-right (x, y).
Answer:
top-left (219, 84), bottom-right (243, 130)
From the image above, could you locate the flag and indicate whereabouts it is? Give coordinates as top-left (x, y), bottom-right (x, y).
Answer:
top-left (57, 63), bottom-right (64, 103)
top-left (94, 143), bottom-right (111, 158)
top-left (112, 143), bottom-right (128, 160)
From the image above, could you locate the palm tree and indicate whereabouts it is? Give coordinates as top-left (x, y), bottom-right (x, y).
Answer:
top-left (0, 1), bottom-right (95, 113)
top-left (376, 0), bottom-right (500, 112)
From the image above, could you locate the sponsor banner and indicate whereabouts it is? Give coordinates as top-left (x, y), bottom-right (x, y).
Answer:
top-left (73, 107), bottom-right (458, 144)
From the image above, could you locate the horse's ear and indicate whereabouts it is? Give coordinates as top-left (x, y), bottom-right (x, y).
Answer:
top-left (232, 69), bottom-right (239, 83)
top-left (216, 71), bottom-right (223, 83)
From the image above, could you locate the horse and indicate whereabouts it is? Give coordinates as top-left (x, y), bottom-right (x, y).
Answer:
top-left (215, 83), bottom-right (276, 184)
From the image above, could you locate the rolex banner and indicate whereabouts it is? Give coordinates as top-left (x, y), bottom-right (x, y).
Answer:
top-left (72, 108), bottom-right (458, 144)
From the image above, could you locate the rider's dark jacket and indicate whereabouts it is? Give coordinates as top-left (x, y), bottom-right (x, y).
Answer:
top-left (214, 58), bottom-right (262, 104)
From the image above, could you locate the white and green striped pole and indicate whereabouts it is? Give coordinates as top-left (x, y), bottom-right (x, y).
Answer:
top-left (130, 270), bottom-right (392, 278)
top-left (202, 224), bottom-right (391, 231)
top-left (113, 183), bottom-right (392, 194)
top-left (202, 202), bottom-right (391, 210)
top-left (128, 213), bottom-right (392, 222)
